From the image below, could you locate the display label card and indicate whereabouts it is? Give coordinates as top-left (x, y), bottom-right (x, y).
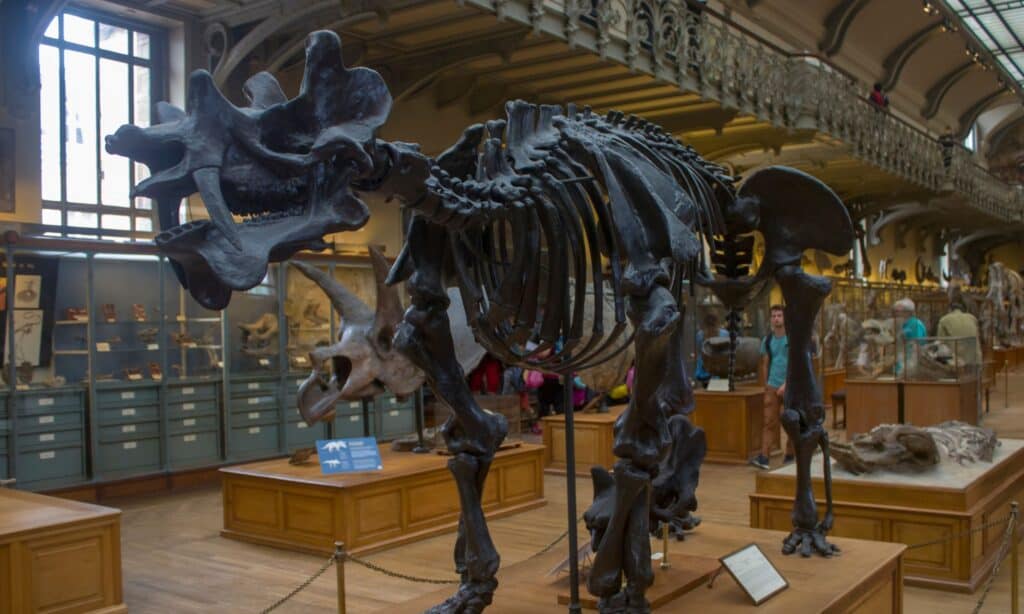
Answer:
top-left (183, 418), bottom-right (196, 427)
top-left (316, 437), bottom-right (383, 474)
top-left (121, 408), bottom-right (136, 416)
top-left (128, 373), bottom-right (143, 381)
top-left (96, 342), bottom-right (111, 352)
top-left (248, 411), bottom-right (260, 419)
top-left (39, 451), bottom-right (55, 460)
top-left (297, 422), bottom-right (308, 429)
top-left (37, 397), bottom-right (53, 406)
top-left (182, 387), bottom-right (195, 395)
top-left (16, 384), bottom-right (29, 390)
top-left (123, 441), bottom-right (137, 450)
top-left (349, 415), bottom-right (360, 422)
top-left (259, 358), bottom-right (271, 367)
top-left (121, 391), bottom-right (135, 400)
top-left (706, 378), bottom-right (730, 392)
top-left (293, 356), bottom-right (309, 366)
top-left (39, 433), bottom-right (54, 442)
top-left (147, 343), bottom-right (159, 350)
top-left (247, 382), bottom-right (261, 390)
top-left (182, 402), bottom-right (195, 411)
top-left (151, 373), bottom-right (162, 382)
top-left (176, 315), bottom-right (186, 322)
top-left (719, 544), bottom-right (788, 605)
top-left (38, 415), bottom-right (54, 424)
top-left (122, 425), bottom-right (136, 433)
top-left (184, 434), bottom-right (197, 443)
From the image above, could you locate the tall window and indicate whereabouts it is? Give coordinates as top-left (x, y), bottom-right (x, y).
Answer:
top-left (963, 125), bottom-right (977, 152)
top-left (39, 9), bottom-right (162, 240)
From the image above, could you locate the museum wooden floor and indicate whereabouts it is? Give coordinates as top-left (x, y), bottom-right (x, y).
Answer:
top-left (112, 373), bottom-right (1024, 613)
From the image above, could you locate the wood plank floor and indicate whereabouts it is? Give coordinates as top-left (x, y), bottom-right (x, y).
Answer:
top-left (110, 372), bottom-right (1024, 613)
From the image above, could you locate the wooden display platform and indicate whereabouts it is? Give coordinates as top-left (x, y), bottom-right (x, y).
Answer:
top-left (845, 378), bottom-right (899, 435)
top-left (555, 554), bottom-right (720, 609)
top-left (542, 406), bottom-right (626, 476)
top-left (0, 488), bottom-right (125, 613)
top-left (750, 439), bottom-right (1024, 592)
top-left (220, 443), bottom-right (546, 556)
top-left (904, 378), bottom-right (979, 426)
top-left (692, 386), bottom-right (776, 464)
top-left (381, 523), bottom-right (904, 613)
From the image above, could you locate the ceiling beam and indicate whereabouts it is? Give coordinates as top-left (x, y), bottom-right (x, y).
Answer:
top-left (920, 61), bottom-right (975, 120)
top-left (818, 0), bottom-right (871, 57)
top-left (879, 21), bottom-right (942, 91)
top-left (958, 88), bottom-right (1012, 137)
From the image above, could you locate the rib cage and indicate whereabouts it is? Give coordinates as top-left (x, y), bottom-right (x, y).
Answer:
top-left (416, 101), bottom-right (736, 372)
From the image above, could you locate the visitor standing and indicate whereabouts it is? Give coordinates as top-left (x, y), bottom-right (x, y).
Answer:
top-left (750, 305), bottom-right (794, 470)
top-left (937, 298), bottom-right (980, 367)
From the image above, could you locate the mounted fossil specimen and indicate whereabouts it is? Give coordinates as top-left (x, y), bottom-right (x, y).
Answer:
top-left (700, 336), bottom-right (760, 380)
top-left (107, 30), bottom-right (853, 613)
top-left (238, 312), bottom-right (278, 355)
top-left (832, 421), bottom-right (998, 475)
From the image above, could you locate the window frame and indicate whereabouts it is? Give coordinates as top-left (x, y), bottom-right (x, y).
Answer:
top-left (39, 6), bottom-right (166, 241)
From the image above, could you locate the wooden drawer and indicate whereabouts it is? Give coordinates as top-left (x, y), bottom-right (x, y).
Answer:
top-left (285, 420), bottom-right (327, 447)
top-left (95, 385), bottom-right (159, 407)
top-left (96, 437), bottom-right (161, 472)
top-left (375, 405), bottom-right (416, 440)
top-left (168, 414), bottom-right (220, 434)
top-left (167, 397), bottom-right (219, 418)
top-left (17, 428), bottom-right (82, 450)
top-left (98, 404), bottom-right (160, 425)
top-left (229, 378), bottom-right (278, 395)
top-left (17, 445), bottom-right (85, 484)
top-left (18, 411), bottom-right (83, 433)
top-left (98, 420), bottom-right (161, 443)
top-left (229, 424), bottom-right (279, 456)
top-left (14, 390), bottom-right (83, 414)
top-left (169, 430), bottom-right (220, 464)
top-left (165, 382), bottom-right (218, 402)
top-left (334, 411), bottom-right (371, 438)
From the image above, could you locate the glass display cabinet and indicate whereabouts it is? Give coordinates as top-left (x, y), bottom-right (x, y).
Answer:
top-left (903, 336), bottom-right (981, 383)
top-left (903, 335), bottom-right (982, 426)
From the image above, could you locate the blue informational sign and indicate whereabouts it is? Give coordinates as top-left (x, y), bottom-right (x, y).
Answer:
top-left (315, 437), bottom-right (383, 474)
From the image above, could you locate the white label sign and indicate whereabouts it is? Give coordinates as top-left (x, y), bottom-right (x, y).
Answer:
top-left (349, 402), bottom-right (360, 409)
top-left (38, 415), bottom-right (54, 424)
top-left (258, 358), bottom-right (271, 366)
top-left (121, 408), bottom-right (136, 417)
top-left (247, 382), bottom-right (260, 390)
top-left (39, 433), bottom-right (55, 442)
top-left (248, 411), bottom-right (260, 419)
top-left (121, 391), bottom-right (135, 400)
top-left (128, 373), bottom-right (143, 381)
top-left (184, 434), bottom-right (197, 443)
top-left (39, 451), bottom-right (55, 460)
top-left (122, 425), bottom-right (136, 433)
top-left (123, 441), bottom-right (137, 450)
top-left (183, 418), bottom-right (196, 427)
top-left (297, 422), bottom-right (307, 429)
top-left (720, 544), bottom-right (789, 605)
top-left (389, 410), bottom-right (400, 417)
top-left (349, 415), bottom-right (360, 422)
top-left (182, 402), bottom-right (195, 411)
top-left (37, 397), bottom-right (54, 406)
top-left (96, 342), bottom-right (111, 352)
top-left (182, 387), bottom-right (195, 395)
top-left (147, 343), bottom-right (159, 350)
top-left (248, 397), bottom-right (260, 405)
top-left (248, 427), bottom-right (261, 434)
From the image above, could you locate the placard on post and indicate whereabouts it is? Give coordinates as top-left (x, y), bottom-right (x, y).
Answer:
top-left (719, 543), bottom-right (788, 605)
top-left (315, 437), bottom-right (383, 474)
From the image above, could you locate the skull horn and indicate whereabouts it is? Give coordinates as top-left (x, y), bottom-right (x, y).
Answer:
top-left (289, 260), bottom-right (373, 325)
top-left (368, 246), bottom-right (404, 337)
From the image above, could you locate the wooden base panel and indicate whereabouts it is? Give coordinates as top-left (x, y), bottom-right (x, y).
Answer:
top-left (750, 441), bottom-right (1024, 591)
top-left (904, 379), bottom-right (980, 426)
top-left (845, 378), bottom-right (900, 435)
top-left (555, 555), bottom-right (720, 610)
top-left (382, 523), bottom-right (904, 613)
top-left (220, 444), bottom-right (546, 556)
top-left (0, 489), bottom-right (126, 613)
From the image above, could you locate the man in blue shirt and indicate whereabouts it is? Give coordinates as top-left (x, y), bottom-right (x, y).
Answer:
top-left (750, 304), bottom-right (794, 469)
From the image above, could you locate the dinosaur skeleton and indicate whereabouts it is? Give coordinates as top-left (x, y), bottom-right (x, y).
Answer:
top-left (987, 262), bottom-right (1024, 348)
top-left (106, 30), bottom-right (854, 613)
top-left (832, 421), bottom-right (998, 475)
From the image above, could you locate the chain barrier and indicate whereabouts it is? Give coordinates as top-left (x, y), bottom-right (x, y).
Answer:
top-left (345, 555), bottom-right (460, 585)
top-left (972, 506), bottom-right (1018, 614)
top-left (260, 551), bottom-right (339, 614)
top-left (905, 514), bottom-right (1011, 551)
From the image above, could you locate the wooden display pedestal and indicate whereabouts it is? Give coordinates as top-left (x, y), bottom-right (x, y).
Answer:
top-left (750, 439), bottom-right (1024, 592)
top-left (542, 406), bottom-right (626, 476)
top-left (822, 367), bottom-right (846, 405)
top-left (904, 378), bottom-right (980, 426)
top-left (220, 443), bottom-right (546, 556)
top-left (692, 386), bottom-right (777, 464)
top-left (383, 523), bottom-right (904, 613)
top-left (0, 488), bottom-right (126, 613)
top-left (845, 377), bottom-right (899, 435)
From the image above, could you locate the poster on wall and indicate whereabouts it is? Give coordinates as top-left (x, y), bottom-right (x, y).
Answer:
top-left (0, 256), bottom-right (59, 367)
top-left (0, 128), bottom-right (12, 213)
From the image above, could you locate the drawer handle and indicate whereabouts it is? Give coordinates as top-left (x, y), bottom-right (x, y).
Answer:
top-left (183, 418), bottom-right (196, 427)
top-left (183, 434), bottom-right (197, 443)
top-left (123, 441), bottom-right (137, 449)
top-left (39, 451), bottom-right (55, 460)
top-left (39, 433), bottom-right (55, 442)
top-left (122, 425), bottom-right (136, 433)
top-left (38, 415), bottom-right (54, 424)
top-left (182, 403), bottom-right (195, 411)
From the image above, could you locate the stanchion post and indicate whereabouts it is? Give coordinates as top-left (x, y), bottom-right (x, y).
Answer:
top-left (1012, 503), bottom-right (1019, 614)
top-left (661, 523), bottom-right (670, 571)
top-left (562, 371), bottom-right (582, 614)
top-left (1006, 360), bottom-right (1011, 409)
top-left (335, 542), bottom-right (347, 614)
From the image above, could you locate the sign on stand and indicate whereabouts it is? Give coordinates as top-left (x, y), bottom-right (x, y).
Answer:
top-left (315, 437), bottom-right (383, 474)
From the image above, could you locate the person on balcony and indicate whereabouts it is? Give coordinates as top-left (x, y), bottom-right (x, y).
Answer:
top-left (868, 83), bottom-right (890, 111)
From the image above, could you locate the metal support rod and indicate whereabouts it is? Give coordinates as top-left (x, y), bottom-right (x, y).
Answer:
top-left (562, 371), bottom-right (582, 614)
top-left (660, 522), bottom-right (670, 570)
top-left (412, 387), bottom-right (429, 453)
top-left (1006, 360), bottom-right (1011, 410)
top-left (1013, 502), bottom-right (1020, 614)
top-left (335, 542), bottom-right (347, 614)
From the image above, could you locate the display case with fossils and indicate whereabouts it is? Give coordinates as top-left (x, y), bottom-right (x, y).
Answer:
top-left (902, 336), bottom-right (981, 383)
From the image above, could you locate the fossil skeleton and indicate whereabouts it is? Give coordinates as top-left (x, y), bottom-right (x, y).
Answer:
top-left (832, 421), bottom-right (998, 475)
top-left (106, 30), bottom-right (854, 613)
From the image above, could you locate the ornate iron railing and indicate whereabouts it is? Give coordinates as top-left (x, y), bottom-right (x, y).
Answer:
top-left (477, 0), bottom-right (1024, 221)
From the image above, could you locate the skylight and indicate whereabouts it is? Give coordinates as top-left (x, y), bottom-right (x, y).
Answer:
top-left (945, 0), bottom-right (1024, 92)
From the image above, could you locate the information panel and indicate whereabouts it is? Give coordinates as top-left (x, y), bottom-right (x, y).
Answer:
top-left (315, 437), bottom-right (383, 474)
